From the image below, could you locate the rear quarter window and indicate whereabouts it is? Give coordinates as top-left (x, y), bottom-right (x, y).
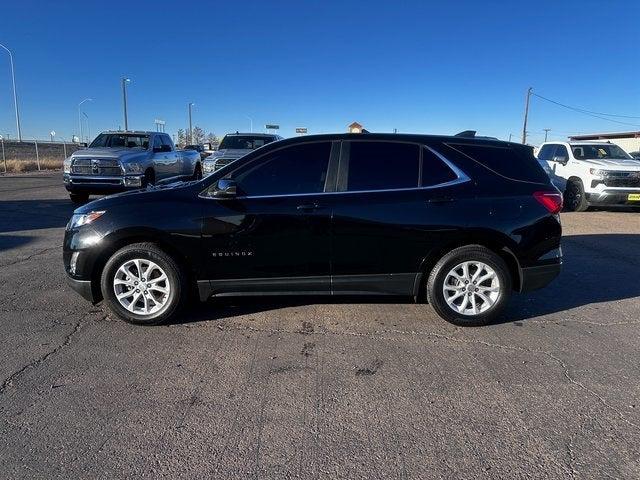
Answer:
top-left (445, 142), bottom-right (549, 184)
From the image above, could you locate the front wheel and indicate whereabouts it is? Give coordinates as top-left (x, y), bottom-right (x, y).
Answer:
top-left (69, 192), bottom-right (89, 204)
top-left (193, 163), bottom-right (202, 180)
top-left (564, 180), bottom-right (589, 212)
top-left (100, 243), bottom-right (186, 325)
top-left (426, 246), bottom-right (512, 326)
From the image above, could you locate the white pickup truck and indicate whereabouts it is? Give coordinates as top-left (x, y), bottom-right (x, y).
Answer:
top-left (537, 141), bottom-right (640, 211)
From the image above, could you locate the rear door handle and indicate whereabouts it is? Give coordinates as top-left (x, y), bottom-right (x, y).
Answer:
top-left (297, 202), bottom-right (326, 211)
top-left (427, 196), bottom-right (455, 204)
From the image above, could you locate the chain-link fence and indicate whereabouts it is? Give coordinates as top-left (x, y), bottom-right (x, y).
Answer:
top-left (0, 139), bottom-right (83, 173)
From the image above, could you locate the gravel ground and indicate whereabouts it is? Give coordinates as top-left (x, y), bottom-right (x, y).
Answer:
top-left (1, 172), bottom-right (639, 479)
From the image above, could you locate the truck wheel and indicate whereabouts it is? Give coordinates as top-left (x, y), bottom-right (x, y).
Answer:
top-left (564, 179), bottom-right (589, 212)
top-left (143, 169), bottom-right (155, 187)
top-left (69, 192), bottom-right (89, 204)
top-left (100, 243), bottom-right (186, 325)
top-left (426, 245), bottom-right (512, 327)
top-left (193, 163), bottom-right (202, 180)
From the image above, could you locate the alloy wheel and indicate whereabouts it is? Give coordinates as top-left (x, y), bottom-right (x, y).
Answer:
top-left (442, 261), bottom-right (500, 315)
top-left (113, 259), bottom-right (171, 315)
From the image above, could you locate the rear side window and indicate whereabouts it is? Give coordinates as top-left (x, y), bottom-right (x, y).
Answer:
top-left (231, 142), bottom-right (331, 197)
top-left (447, 143), bottom-right (549, 183)
top-left (421, 147), bottom-right (458, 186)
top-left (345, 141), bottom-right (420, 191)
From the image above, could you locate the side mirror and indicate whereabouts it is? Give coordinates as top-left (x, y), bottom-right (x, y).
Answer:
top-left (552, 155), bottom-right (568, 165)
top-left (214, 179), bottom-right (237, 198)
top-left (153, 145), bottom-right (172, 153)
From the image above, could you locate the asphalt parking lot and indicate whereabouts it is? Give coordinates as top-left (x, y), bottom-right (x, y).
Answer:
top-left (1, 172), bottom-right (639, 479)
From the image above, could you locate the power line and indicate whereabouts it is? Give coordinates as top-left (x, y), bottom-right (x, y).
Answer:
top-left (531, 92), bottom-right (640, 127)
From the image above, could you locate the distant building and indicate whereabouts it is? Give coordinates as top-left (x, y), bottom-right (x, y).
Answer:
top-left (568, 131), bottom-right (640, 154)
top-left (348, 122), bottom-right (363, 134)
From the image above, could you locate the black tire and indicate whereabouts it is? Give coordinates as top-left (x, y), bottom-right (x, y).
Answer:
top-left (100, 243), bottom-right (186, 325)
top-left (143, 169), bottom-right (156, 187)
top-left (564, 179), bottom-right (589, 212)
top-left (193, 163), bottom-right (202, 180)
top-left (426, 245), bottom-right (512, 327)
top-left (69, 192), bottom-right (89, 204)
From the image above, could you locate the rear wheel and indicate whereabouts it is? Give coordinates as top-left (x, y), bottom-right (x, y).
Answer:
top-left (100, 243), bottom-right (186, 325)
top-left (426, 245), bottom-right (512, 326)
top-left (564, 179), bottom-right (589, 212)
top-left (69, 192), bottom-right (89, 204)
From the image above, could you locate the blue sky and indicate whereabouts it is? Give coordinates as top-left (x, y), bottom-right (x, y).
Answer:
top-left (1, 0), bottom-right (639, 144)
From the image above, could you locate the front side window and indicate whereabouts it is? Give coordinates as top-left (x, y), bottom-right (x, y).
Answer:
top-left (161, 135), bottom-right (173, 148)
top-left (230, 142), bottom-right (331, 197)
top-left (345, 141), bottom-right (420, 191)
top-left (153, 136), bottom-right (162, 150)
top-left (553, 145), bottom-right (569, 160)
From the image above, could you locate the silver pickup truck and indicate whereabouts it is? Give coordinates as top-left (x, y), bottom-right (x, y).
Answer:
top-left (202, 132), bottom-right (283, 174)
top-left (63, 131), bottom-right (201, 203)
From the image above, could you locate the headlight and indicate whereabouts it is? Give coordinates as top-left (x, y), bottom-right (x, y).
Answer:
top-left (589, 168), bottom-right (609, 177)
top-left (63, 157), bottom-right (72, 173)
top-left (203, 161), bottom-right (215, 173)
top-left (66, 211), bottom-right (105, 230)
top-left (123, 162), bottom-right (142, 174)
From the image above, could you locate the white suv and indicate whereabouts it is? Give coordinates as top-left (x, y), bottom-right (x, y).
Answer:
top-left (537, 141), bottom-right (640, 211)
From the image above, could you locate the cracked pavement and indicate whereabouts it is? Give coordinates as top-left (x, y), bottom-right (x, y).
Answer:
top-left (1, 172), bottom-right (640, 479)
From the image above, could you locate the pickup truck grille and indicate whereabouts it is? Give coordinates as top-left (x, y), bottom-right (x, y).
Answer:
top-left (213, 158), bottom-right (236, 171)
top-left (71, 158), bottom-right (122, 176)
top-left (603, 172), bottom-right (640, 188)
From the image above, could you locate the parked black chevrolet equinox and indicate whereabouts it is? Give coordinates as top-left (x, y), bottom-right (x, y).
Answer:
top-left (64, 132), bottom-right (562, 326)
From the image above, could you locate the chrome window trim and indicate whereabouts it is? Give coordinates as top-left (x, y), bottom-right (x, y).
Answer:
top-left (198, 142), bottom-right (471, 201)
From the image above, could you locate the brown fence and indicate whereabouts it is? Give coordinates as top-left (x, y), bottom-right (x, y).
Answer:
top-left (0, 140), bottom-right (84, 173)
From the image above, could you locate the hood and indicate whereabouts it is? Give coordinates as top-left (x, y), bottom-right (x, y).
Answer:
top-left (74, 180), bottom-right (200, 214)
top-left (71, 147), bottom-right (147, 159)
top-left (211, 148), bottom-right (251, 160)
top-left (581, 158), bottom-right (640, 170)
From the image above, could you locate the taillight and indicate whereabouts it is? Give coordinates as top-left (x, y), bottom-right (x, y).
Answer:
top-left (533, 191), bottom-right (563, 214)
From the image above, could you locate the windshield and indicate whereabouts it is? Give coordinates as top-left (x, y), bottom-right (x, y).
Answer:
top-left (219, 135), bottom-right (276, 150)
top-left (572, 144), bottom-right (631, 160)
top-left (90, 133), bottom-right (150, 149)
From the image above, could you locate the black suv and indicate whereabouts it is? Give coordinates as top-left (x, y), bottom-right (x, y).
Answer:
top-left (64, 133), bottom-right (562, 326)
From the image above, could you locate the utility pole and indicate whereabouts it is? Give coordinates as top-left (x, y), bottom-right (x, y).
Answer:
top-left (122, 77), bottom-right (131, 131)
top-left (543, 128), bottom-right (551, 142)
top-left (521, 87), bottom-right (532, 144)
top-left (0, 43), bottom-right (22, 141)
top-left (188, 103), bottom-right (195, 143)
top-left (508, 133), bottom-right (513, 142)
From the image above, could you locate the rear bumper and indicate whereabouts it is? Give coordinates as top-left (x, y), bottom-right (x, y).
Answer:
top-left (65, 275), bottom-right (98, 303)
top-left (520, 262), bottom-right (561, 292)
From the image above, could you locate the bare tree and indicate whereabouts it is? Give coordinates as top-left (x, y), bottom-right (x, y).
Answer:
top-left (192, 126), bottom-right (205, 144)
top-left (177, 129), bottom-right (186, 148)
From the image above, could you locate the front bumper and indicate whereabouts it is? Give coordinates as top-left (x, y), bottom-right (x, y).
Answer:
top-left (65, 275), bottom-right (98, 303)
top-left (64, 173), bottom-right (144, 193)
top-left (586, 189), bottom-right (640, 206)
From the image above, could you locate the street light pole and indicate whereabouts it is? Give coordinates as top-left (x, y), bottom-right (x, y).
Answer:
top-left (0, 42), bottom-right (22, 141)
top-left (543, 128), bottom-right (551, 142)
top-left (245, 116), bottom-right (253, 133)
top-left (83, 112), bottom-right (90, 143)
top-left (78, 98), bottom-right (92, 143)
top-left (122, 77), bottom-right (131, 131)
top-left (188, 102), bottom-right (195, 143)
